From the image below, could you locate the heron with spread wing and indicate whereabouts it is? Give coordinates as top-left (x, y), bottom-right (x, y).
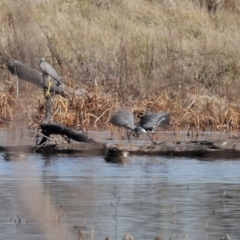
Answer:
top-left (138, 111), bottom-right (170, 140)
top-left (139, 111), bottom-right (170, 131)
top-left (110, 109), bottom-right (152, 141)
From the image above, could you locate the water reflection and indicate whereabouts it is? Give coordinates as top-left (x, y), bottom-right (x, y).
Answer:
top-left (0, 152), bottom-right (240, 239)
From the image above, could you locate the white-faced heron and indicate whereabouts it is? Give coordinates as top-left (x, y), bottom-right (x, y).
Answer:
top-left (139, 111), bottom-right (170, 131)
top-left (110, 108), bottom-right (151, 141)
top-left (40, 58), bottom-right (62, 86)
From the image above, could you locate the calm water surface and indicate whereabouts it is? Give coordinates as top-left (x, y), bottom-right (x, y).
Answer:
top-left (0, 130), bottom-right (240, 240)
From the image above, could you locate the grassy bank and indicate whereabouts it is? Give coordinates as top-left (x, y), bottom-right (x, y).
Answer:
top-left (1, 0), bottom-right (240, 131)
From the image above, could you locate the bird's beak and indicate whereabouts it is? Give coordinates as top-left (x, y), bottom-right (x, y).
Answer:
top-left (143, 130), bottom-right (153, 141)
top-left (145, 132), bottom-right (152, 138)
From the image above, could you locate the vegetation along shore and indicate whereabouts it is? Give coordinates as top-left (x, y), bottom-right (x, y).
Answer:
top-left (1, 0), bottom-right (240, 133)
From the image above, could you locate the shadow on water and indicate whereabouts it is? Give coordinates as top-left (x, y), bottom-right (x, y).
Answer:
top-left (0, 130), bottom-right (240, 239)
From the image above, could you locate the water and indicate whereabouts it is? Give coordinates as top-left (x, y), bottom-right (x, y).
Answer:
top-left (0, 129), bottom-right (240, 239)
top-left (0, 153), bottom-right (240, 240)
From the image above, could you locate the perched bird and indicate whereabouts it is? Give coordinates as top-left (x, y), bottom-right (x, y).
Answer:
top-left (139, 111), bottom-right (170, 132)
top-left (110, 109), bottom-right (151, 141)
top-left (104, 146), bottom-right (130, 164)
top-left (39, 58), bottom-right (62, 86)
top-left (2, 152), bottom-right (26, 161)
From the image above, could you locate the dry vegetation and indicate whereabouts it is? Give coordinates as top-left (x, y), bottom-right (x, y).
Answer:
top-left (1, 0), bottom-right (240, 131)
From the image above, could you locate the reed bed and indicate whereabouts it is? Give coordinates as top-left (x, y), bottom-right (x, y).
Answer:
top-left (1, 81), bottom-right (240, 132)
top-left (0, 86), bottom-right (16, 125)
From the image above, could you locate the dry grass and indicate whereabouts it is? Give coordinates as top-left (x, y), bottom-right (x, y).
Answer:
top-left (1, 0), bottom-right (240, 131)
top-left (0, 85), bottom-right (17, 124)
top-left (1, 81), bottom-right (239, 133)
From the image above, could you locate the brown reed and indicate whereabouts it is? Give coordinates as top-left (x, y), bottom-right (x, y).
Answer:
top-left (0, 81), bottom-right (240, 132)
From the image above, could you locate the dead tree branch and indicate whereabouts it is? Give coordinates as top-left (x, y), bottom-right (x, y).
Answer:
top-left (39, 123), bottom-right (96, 145)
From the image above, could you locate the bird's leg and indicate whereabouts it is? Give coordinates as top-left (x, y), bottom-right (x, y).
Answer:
top-left (44, 78), bottom-right (53, 97)
top-left (121, 128), bottom-right (125, 140)
top-left (144, 131), bottom-right (154, 142)
top-left (152, 130), bottom-right (159, 142)
top-left (127, 130), bottom-right (134, 149)
top-left (127, 130), bottom-right (133, 142)
top-left (150, 135), bottom-right (154, 143)
top-left (117, 127), bottom-right (121, 143)
top-left (148, 129), bottom-right (155, 142)
top-left (109, 124), bottom-right (114, 140)
top-left (151, 132), bottom-right (156, 142)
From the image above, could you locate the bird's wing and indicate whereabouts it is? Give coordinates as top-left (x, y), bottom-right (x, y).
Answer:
top-left (110, 109), bottom-right (135, 130)
top-left (140, 111), bottom-right (170, 130)
top-left (140, 111), bottom-right (159, 130)
top-left (40, 62), bottom-right (61, 83)
top-left (155, 111), bottom-right (170, 128)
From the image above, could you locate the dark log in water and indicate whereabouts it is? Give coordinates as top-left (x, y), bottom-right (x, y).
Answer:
top-left (135, 140), bottom-right (230, 157)
top-left (0, 142), bottom-right (105, 155)
top-left (38, 123), bottom-right (96, 145)
top-left (1, 139), bottom-right (240, 159)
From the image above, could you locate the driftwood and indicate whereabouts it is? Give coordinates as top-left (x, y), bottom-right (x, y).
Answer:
top-left (38, 123), bottom-right (96, 145)
top-left (0, 142), bottom-right (105, 155)
top-left (133, 139), bottom-right (240, 158)
top-left (7, 59), bottom-right (86, 97)
top-left (1, 139), bottom-right (240, 159)
top-left (103, 138), bottom-right (240, 159)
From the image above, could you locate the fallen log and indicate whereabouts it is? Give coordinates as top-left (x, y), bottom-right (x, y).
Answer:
top-left (131, 139), bottom-right (240, 158)
top-left (0, 142), bottom-right (105, 155)
top-left (1, 139), bottom-right (240, 159)
top-left (38, 123), bottom-right (96, 145)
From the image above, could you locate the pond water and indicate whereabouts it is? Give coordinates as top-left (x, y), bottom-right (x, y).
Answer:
top-left (0, 129), bottom-right (240, 240)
